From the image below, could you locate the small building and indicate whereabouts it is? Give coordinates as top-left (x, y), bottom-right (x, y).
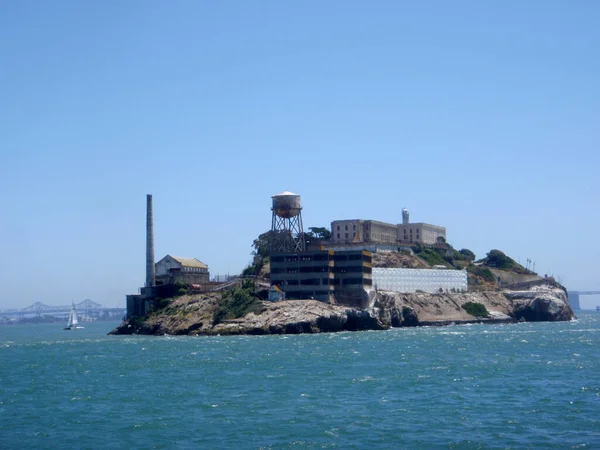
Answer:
top-left (268, 285), bottom-right (286, 302)
top-left (155, 255), bottom-right (210, 286)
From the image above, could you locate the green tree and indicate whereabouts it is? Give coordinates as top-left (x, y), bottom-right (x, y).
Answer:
top-left (307, 227), bottom-right (331, 240)
top-left (485, 249), bottom-right (514, 269)
top-left (251, 230), bottom-right (292, 257)
top-left (459, 249), bottom-right (476, 260)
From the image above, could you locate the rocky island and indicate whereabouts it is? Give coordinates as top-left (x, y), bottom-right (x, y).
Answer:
top-left (110, 247), bottom-right (574, 336)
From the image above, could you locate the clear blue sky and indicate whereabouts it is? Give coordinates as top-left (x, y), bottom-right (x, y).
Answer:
top-left (1, 1), bottom-right (599, 309)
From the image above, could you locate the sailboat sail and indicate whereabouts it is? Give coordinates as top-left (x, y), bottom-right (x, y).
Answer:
top-left (64, 303), bottom-right (83, 329)
top-left (71, 307), bottom-right (78, 326)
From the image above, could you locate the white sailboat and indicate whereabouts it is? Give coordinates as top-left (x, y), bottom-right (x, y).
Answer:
top-left (64, 302), bottom-right (84, 330)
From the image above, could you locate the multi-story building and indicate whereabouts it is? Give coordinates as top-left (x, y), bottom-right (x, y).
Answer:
top-left (331, 209), bottom-right (446, 246)
top-left (270, 250), bottom-right (373, 303)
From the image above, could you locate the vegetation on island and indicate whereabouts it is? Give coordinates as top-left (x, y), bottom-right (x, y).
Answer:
top-left (476, 250), bottom-right (536, 275)
top-left (412, 243), bottom-right (478, 268)
top-left (461, 302), bottom-right (490, 318)
top-left (212, 280), bottom-right (265, 325)
top-left (409, 244), bottom-right (536, 288)
top-left (466, 264), bottom-right (496, 283)
top-left (251, 227), bottom-right (331, 258)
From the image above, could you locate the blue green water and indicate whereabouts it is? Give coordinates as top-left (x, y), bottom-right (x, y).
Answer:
top-left (1, 313), bottom-right (599, 449)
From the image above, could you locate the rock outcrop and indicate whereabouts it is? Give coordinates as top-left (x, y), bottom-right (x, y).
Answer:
top-left (109, 284), bottom-right (574, 336)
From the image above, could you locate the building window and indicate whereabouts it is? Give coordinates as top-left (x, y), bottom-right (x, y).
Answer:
top-left (345, 225), bottom-right (348, 231)
top-left (353, 224), bottom-right (356, 230)
top-left (353, 233), bottom-right (356, 238)
top-left (337, 225), bottom-right (340, 231)
top-left (345, 233), bottom-right (348, 238)
top-left (337, 233), bottom-right (340, 239)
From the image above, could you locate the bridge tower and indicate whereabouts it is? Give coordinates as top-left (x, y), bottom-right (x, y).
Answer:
top-left (568, 292), bottom-right (580, 310)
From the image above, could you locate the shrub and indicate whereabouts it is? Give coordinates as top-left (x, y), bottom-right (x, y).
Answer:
top-left (467, 265), bottom-right (496, 283)
top-left (174, 281), bottom-right (189, 297)
top-left (462, 302), bottom-right (490, 318)
top-left (212, 284), bottom-right (266, 325)
top-left (416, 247), bottom-right (449, 267)
top-left (242, 264), bottom-right (258, 277)
top-left (153, 298), bottom-right (172, 310)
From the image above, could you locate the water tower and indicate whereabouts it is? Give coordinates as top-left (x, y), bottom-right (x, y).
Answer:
top-left (271, 190), bottom-right (306, 252)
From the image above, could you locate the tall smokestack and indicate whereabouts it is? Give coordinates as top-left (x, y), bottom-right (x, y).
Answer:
top-left (146, 194), bottom-right (155, 287)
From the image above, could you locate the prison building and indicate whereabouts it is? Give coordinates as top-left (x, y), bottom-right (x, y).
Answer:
top-left (331, 218), bottom-right (446, 246)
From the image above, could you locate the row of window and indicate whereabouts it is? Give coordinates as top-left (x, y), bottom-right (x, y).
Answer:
top-left (182, 267), bottom-right (206, 273)
top-left (272, 266), bottom-right (372, 275)
top-left (272, 252), bottom-right (370, 263)
top-left (280, 278), bottom-right (373, 287)
top-left (336, 224), bottom-right (358, 231)
top-left (272, 267), bottom-right (330, 274)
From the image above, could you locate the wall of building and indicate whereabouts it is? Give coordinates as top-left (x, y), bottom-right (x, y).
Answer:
top-left (332, 251), bottom-right (373, 288)
top-left (419, 224), bottom-right (446, 245)
top-left (155, 272), bottom-right (210, 285)
top-left (331, 220), bottom-right (364, 243)
top-left (270, 251), bottom-right (335, 302)
top-left (398, 223), bottom-right (446, 245)
top-left (364, 221), bottom-right (397, 244)
top-left (322, 242), bottom-right (414, 253)
top-left (270, 250), bottom-right (373, 303)
top-left (126, 294), bottom-right (158, 319)
top-left (372, 268), bottom-right (467, 293)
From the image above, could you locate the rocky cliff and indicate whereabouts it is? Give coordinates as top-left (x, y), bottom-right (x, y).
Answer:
top-left (109, 283), bottom-right (574, 336)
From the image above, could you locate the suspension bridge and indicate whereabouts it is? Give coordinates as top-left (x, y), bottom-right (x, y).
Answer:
top-left (0, 299), bottom-right (126, 319)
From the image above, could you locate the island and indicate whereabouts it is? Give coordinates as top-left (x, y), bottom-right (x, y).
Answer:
top-left (110, 247), bottom-right (574, 336)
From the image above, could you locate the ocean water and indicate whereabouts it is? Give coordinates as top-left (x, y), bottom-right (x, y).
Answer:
top-left (1, 314), bottom-right (599, 449)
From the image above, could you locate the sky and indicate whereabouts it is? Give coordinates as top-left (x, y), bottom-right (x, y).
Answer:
top-left (1, 1), bottom-right (599, 309)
